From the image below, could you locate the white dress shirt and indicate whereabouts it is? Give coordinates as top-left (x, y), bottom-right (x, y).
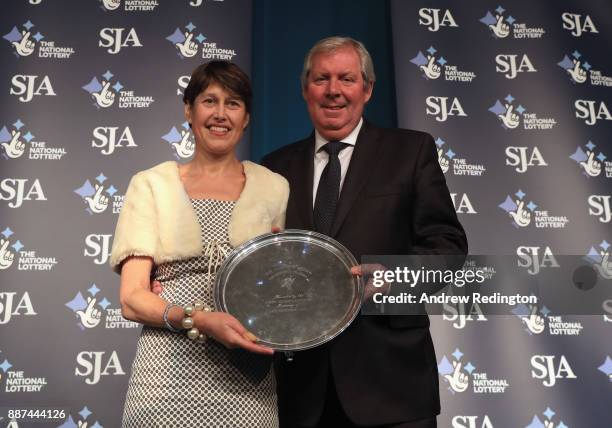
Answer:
top-left (312, 118), bottom-right (364, 208)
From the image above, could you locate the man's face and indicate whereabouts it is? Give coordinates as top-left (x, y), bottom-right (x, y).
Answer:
top-left (303, 47), bottom-right (373, 141)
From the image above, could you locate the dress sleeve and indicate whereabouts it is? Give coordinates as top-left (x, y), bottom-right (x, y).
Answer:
top-left (109, 172), bottom-right (159, 274)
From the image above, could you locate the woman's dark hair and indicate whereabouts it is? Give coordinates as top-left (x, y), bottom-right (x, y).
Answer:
top-left (183, 61), bottom-right (252, 113)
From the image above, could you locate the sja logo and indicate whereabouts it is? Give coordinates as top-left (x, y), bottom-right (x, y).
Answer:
top-left (3, 20), bottom-right (75, 59)
top-left (480, 6), bottom-right (545, 39)
top-left (451, 193), bottom-right (477, 214)
top-left (0, 119), bottom-right (67, 160)
top-left (167, 22), bottom-right (237, 60)
top-left (489, 94), bottom-right (556, 130)
top-left (99, 27), bottom-right (142, 54)
top-left (162, 122), bottom-right (195, 159)
top-left (517, 246), bottom-right (559, 276)
top-left (598, 356), bottom-right (612, 382)
top-left (530, 355), bottom-right (576, 387)
top-left (418, 8), bottom-right (458, 32)
top-left (570, 141), bottom-right (611, 178)
top-left (499, 189), bottom-right (569, 229)
top-left (588, 195), bottom-right (611, 223)
top-left (574, 100), bottom-right (612, 126)
top-left (495, 54), bottom-right (537, 79)
top-left (442, 286), bottom-right (487, 330)
top-left (9, 75), bottom-right (55, 103)
top-left (425, 97), bottom-right (467, 122)
top-left (451, 415), bottom-right (493, 428)
top-left (91, 126), bottom-right (138, 155)
top-left (562, 13), bottom-right (598, 37)
top-left (0, 291), bottom-right (36, 325)
top-left (61, 406), bottom-right (104, 428)
top-left (75, 351), bottom-right (125, 385)
top-left (82, 70), bottom-right (154, 109)
top-left (74, 173), bottom-right (123, 215)
top-left (525, 407), bottom-right (568, 428)
top-left (436, 138), bottom-right (486, 177)
top-left (505, 146), bottom-right (547, 173)
top-left (584, 240), bottom-right (612, 280)
top-left (0, 178), bottom-right (46, 209)
top-left (438, 348), bottom-right (509, 394)
top-left (84, 234), bottom-right (112, 265)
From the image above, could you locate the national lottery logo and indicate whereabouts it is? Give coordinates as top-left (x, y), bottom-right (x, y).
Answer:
top-left (498, 189), bottom-right (569, 229)
top-left (82, 70), bottom-right (154, 109)
top-left (489, 94), bottom-right (556, 131)
top-left (512, 302), bottom-right (583, 336)
top-left (97, 0), bottom-right (159, 12)
top-left (162, 122), bottom-right (195, 159)
top-left (570, 141), bottom-right (611, 178)
top-left (0, 349), bottom-right (47, 393)
top-left (57, 406), bottom-right (104, 428)
top-left (598, 356), bottom-right (612, 382)
top-left (409, 46), bottom-right (476, 83)
top-left (525, 407), bottom-right (569, 428)
top-left (65, 283), bottom-right (138, 330)
top-left (438, 348), bottom-right (509, 394)
top-left (73, 173), bottom-right (123, 215)
top-left (479, 6), bottom-right (545, 39)
top-left (0, 119), bottom-right (67, 160)
top-left (0, 226), bottom-right (57, 271)
top-left (584, 240), bottom-right (612, 280)
top-left (166, 22), bottom-right (237, 60)
top-left (435, 137), bottom-right (485, 176)
top-left (557, 50), bottom-right (612, 87)
top-left (3, 20), bottom-right (75, 59)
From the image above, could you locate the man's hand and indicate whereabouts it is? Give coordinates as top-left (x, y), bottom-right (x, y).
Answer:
top-left (420, 55), bottom-right (441, 80)
top-left (437, 148), bottom-right (450, 173)
top-left (76, 297), bottom-right (102, 329)
top-left (568, 59), bottom-right (587, 84)
top-left (1, 130), bottom-right (26, 159)
top-left (12, 31), bottom-right (35, 56)
top-left (352, 264), bottom-right (389, 302)
top-left (580, 150), bottom-right (602, 177)
top-left (92, 81), bottom-right (115, 108)
top-left (509, 200), bottom-right (531, 227)
top-left (498, 104), bottom-right (520, 129)
top-left (175, 32), bottom-right (198, 58)
top-left (521, 305), bottom-right (545, 334)
top-left (0, 239), bottom-right (15, 270)
top-left (172, 130), bottom-right (195, 158)
top-left (444, 360), bottom-right (469, 392)
top-left (489, 14), bottom-right (510, 38)
top-left (85, 184), bottom-right (109, 213)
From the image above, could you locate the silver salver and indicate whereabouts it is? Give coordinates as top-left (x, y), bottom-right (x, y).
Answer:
top-left (214, 229), bottom-right (363, 351)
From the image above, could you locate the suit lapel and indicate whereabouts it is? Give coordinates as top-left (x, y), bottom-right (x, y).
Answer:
top-left (331, 121), bottom-right (382, 237)
top-left (289, 136), bottom-right (315, 230)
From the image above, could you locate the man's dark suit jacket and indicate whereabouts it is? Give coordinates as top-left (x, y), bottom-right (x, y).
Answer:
top-left (261, 120), bottom-right (468, 427)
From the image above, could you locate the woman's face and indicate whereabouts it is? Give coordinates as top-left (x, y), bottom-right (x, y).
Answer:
top-left (184, 83), bottom-right (249, 156)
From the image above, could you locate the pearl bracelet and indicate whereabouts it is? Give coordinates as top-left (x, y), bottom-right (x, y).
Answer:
top-left (181, 301), bottom-right (211, 343)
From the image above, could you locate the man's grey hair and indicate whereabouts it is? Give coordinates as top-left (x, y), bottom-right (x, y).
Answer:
top-left (301, 36), bottom-right (376, 90)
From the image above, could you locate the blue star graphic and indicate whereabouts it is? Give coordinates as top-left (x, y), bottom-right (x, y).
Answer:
top-left (23, 131), bottom-right (34, 142)
top-left (33, 32), bottom-right (44, 42)
top-left (540, 306), bottom-right (551, 317)
top-left (495, 6), bottom-right (505, 15)
top-left (99, 297), bottom-right (111, 310)
top-left (600, 240), bottom-right (610, 251)
top-left (96, 173), bottom-right (107, 184)
top-left (446, 149), bottom-right (456, 159)
top-left (112, 82), bottom-right (123, 92)
top-left (515, 189), bottom-right (526, 199)
top-left (597, 153), bottom-right (607, 162)
top-left (1, 227), bottom-right (14, 238)
top-left (437, 57), bottom-right (447, 66)
top-left (13, 119), bottom-right (24, 130)
top-left (583, 61), bottom-right (592, 70)
top-left (598, 356), bottom-right (612, 377)
top-left (182, 121), bottom-right (190, 130)
top-left (196, 33), bottom-right (206, 43)
top-left (435, 138), bottom-right (445, 148)
top-left (90, 421), bottom-right (103, 428)
top-left (79, 406), bottom-right (92, 420)
top-left (102, 70), bottom-right (114, 81)
top-left (516, 105), bottom-right (526, 115)
top-left (527, 201), bottom-right (537, 211)
top-left (572, 50), bottom-right (581, 59)
top-left (543, 407), bottom-right (555, 420)
top-left (0, 359), bottom-right (13, 372)
top-left (11, 240), bottom-right (24, 252)
top-left (464, 362), bottom-right (475, 374)
top-left (585, 141), bottom-right (596, 151)
top-left (506, 16), bottom-right (515, 25)
top-left (65, 292), bottom-right (87, 312)
top-left (426, 46), bottom-right (437, 55)
top-left (557, 422), bottom-right (568, 428)
top-left (452, 348), bottom-right (463, 361)
top-left (505, 94), bottom-right (515, 104)
top-left (23, 20), bottom-right (34, 31)
top-left (106, 185), bottom-right (117, 197)
top-left (185, 22), bottom-right (196, 32)
top-left (88, 284), bottom-right (101, 296)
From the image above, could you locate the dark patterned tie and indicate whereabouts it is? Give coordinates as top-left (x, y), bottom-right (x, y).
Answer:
top-left (313, 141), bottom-right (348, 235)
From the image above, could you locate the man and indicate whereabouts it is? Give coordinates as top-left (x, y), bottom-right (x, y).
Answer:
top-left (261, 37), bottom-right (467, 428)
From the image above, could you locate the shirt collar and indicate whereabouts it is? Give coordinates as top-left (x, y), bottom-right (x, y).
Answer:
top-left (314, 117), bottom-right (363, 153)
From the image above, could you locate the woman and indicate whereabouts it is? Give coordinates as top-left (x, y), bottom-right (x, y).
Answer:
top-left (110, 61), bottom-right (288, 427)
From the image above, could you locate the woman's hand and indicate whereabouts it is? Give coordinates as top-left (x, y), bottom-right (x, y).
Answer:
top-left (194, 311), bottom-right (274, 355)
